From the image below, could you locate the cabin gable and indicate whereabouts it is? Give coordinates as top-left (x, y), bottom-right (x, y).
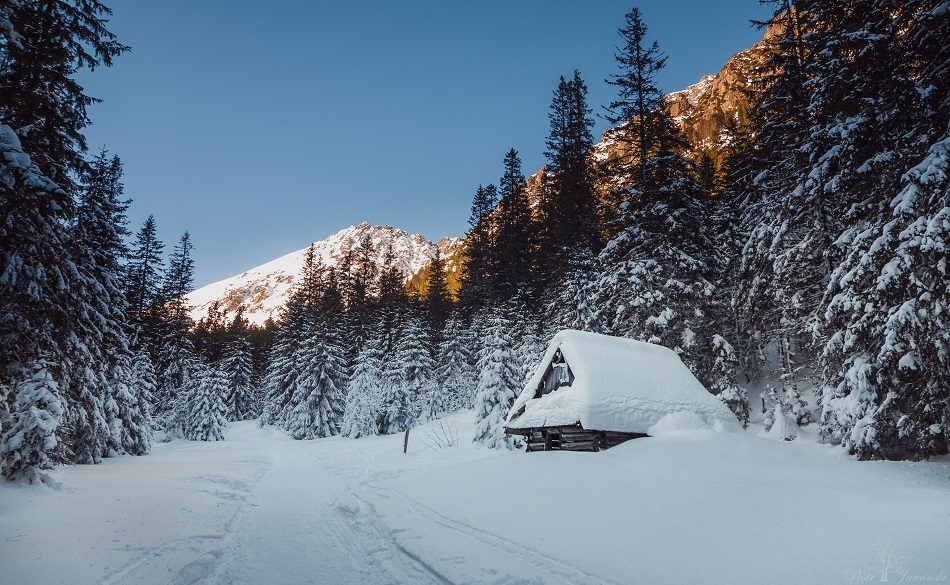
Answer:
top-left (534, 348), bottom-right (574, 399)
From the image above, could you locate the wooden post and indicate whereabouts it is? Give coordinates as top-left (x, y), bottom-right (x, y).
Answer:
top-left (403, 428), bottom-right (410, 453)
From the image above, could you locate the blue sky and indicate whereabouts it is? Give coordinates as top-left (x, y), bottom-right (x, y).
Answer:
top-left (78, 1), bottom-right (772, 288)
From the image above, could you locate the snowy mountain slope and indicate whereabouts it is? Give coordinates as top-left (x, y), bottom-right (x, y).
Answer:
top-left (2, 415), bottom-right (948, 585)
top-left (186, 223), bottom-right (463, 326)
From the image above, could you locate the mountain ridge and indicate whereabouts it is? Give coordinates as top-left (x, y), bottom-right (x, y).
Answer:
top-left (186, 222), bottom-right (463, 326)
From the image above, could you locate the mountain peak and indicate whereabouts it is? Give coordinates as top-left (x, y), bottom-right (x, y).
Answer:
top-left (187, 225), bottom-right (462, 326)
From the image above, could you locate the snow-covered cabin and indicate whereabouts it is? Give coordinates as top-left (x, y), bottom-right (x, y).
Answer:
top-left (505, 330), bottom-right (740, 451)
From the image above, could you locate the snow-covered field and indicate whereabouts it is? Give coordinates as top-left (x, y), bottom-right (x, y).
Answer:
top-left (2, 414), bottom-right (949, 585)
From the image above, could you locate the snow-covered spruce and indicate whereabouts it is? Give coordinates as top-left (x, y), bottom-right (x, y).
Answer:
top-left (709, 335), bottom-right (750, 428)
top-left (155, 331), bottom-right (198, 429)
top-left (376, 313), bottom-right (433, 434)
top-left (433, 317), bottom-right (476, 412)
top-left (186, 363), bottom-right (228, 442)
top-left (0, 363), bottom-right (64, 482)
top-left (162, 355), bottom-right (197, 441)
top-left (283, 327), bottom-right (346, 440)
top-left (341, 338), bottom-right (384, 438)
top-left (221, 333), bottom-right (257, 422)
top-left (819, 137), bottom-right (950, 459)
top-left (104, 350), bottom-right (153, 456)
top-left (1, 125), bottom-right (71, 479)
top-left (129, 348), bottom-right (158, 437)
top-left (473, 315), bottom-right (522, 449)
top-left (258, 298), bottom-right (305, 429)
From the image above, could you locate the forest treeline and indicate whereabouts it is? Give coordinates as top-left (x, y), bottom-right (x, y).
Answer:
top-left (2, 1), bottom-right (948, 481)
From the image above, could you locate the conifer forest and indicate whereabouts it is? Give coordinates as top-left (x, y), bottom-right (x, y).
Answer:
top-left (2, 0), bottom-right (950, 486)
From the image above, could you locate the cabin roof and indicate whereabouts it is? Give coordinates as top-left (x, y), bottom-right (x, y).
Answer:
top-left (505, 330), bottom-right (740, 435)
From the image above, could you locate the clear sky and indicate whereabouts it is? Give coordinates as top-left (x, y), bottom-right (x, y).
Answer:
top-left (78, 1), bottom-right (772, 289)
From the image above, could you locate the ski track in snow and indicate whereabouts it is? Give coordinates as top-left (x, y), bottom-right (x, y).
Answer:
top-left (325, 491), bottom-right (451, 585)
top-left (199, 437), bottom-right (452, 585)
top-left (364, 487), bottom-right (623, 585)
top-left (97, 466), bottom-right (270, 585)
top-left (302, 438), bottom-right (620, 585)
top-left (205, 442), bottom-right (357, 584)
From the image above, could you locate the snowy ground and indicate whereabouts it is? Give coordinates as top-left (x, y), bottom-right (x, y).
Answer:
top-left (2, 413), bottom-right (949, 585)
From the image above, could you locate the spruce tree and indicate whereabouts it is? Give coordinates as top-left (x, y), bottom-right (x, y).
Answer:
top-left (494, 149), bottom-right (537, 302)
top-left (539, 71), bottom-right (599, 273)
top-left (435, 317), bottom-right (476, 411)
top-left (258, 335), bottom-right (297, 428)
top-left (694, 151), bottom-right (722, 198)
top-left (258, 247), bottom-right (350, 439)
top-left (473, 314), bottom-right (522, 449)
top-left (125, 215), bottom-right (165, 327)
top-left (259, 252), bottom-right (306, 428)
top-left (0, 363), bottom-right (65, 482)
top-left (508, 300), bottom-right (546, 385)
top-left (163, 231), bottom-right (196, 323)
top-left (83, 156), bottom-right (152, 455)
top-left (129, 347), bottom-right (158, 439)
top-left (377, 245), bottom-right (408, 315)
top-left (546, 253), bottom-right (601, 334)
top-left (154, 332), bottom-right (197, 425)
top-left (162, 353), bottom-right (196, 441)
top-left (423, 249), bottom-right (452, 337)
top-left (103, 349), bottom-right (152, 456)
top-left (0, 126), bottom-right (73, 477)
top-left (221, 313), bottom-right (257, 421)
top-left (193, 300), bottom-right (229, 363)
top-left (0, 0), bottom-right (127, 190)
top-left (186, 363), bottom-right (228, 442)
top-left (65, 149), bottom-right (139, 463)
top-left (154, 232), bottom-right (197, 421)
top-left (383, 311), bottom-right (435, 429)
top-left (0, 1), bottom-right (130, 478)
top-left (284, 324), bottom-right (346, 440)
top-left (600, 7), bottom-right (696, 233)
top-left (459, 184), bottom-right (499, 313)
top-left (342, 333), bottom-right (384, 438)
top-left (732, 0), bottom-right (823, 402)
top-left (344, 233), bottom-right (376, 356)
top-left (761, 385), bottom-right (800, 441)
top-left (284, 271), bottom-right (347, 440)
top-left (709, 335), bottom-right (750, 428)
top-left (734, 1), bottom-right (941, 442)
top-left (259, 293), bottom-right (309, 428)
top-left (602, 6), bottom-right (668, 206)
top-left (593, 12), bottom-right (717, 380)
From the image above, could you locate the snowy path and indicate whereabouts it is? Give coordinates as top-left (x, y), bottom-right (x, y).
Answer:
top-left (210, 440), bottom-right (347, 584)
top-left (209, 438), bottom-right (447, 584)
top-left (2, 415), bottom-right (950, 585)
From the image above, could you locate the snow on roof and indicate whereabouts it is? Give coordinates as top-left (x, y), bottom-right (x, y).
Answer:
top-left (506, 330), bottom-right (741, 435)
